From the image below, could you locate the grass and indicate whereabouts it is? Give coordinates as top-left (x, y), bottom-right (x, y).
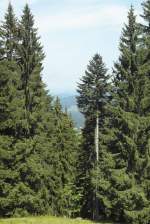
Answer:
top-left (0, 216), bottom-right (113, 224)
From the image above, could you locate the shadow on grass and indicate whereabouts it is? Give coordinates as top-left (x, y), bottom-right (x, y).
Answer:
top-left (92, 220), bottom-right (125, 224)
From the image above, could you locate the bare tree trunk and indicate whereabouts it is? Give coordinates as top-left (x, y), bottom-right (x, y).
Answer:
top-left (93, 112), bottom-right (99, 220)
top-left (95, 113), bottom-right (99, 162)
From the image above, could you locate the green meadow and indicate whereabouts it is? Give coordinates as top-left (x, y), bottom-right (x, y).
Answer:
top-left (0, 216), bottom-right (114, 224)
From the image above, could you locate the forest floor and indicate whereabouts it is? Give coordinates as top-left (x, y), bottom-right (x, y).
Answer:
top-left (0, 216), bottom-right (114, 224)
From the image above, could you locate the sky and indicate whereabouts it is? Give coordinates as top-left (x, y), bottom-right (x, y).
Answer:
top-left (0, 0), bottom-right (144, 95)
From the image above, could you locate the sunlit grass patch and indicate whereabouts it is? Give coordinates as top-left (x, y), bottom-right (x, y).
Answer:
top-left (0, 216), bottom-right (97, 224)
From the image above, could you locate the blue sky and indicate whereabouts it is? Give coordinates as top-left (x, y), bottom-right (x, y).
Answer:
top-left (0, 0), bottom-right (143, 94)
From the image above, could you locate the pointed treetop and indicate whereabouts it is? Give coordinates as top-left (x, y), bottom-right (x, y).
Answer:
top-left (54, 97), bottom-right (62, 113)
top-left (1, 1), bottom-right (18, 60)
top-left (128, 4), bottom-right (135, 19)
top-left (128, 5), bottom-right (136, 36)
top-left (24, 3), bottom-right (30, 11)
top-left (127, 5), bottom-right (136, 31)
top-left (119, 5), bottom-right (138, 53)
top-left (5, 1), bottom-right (16, 21)
top-left (87, 53), bottom-right (107, 77)
top-left (8, 1), bottom-right (12, 9)
top-left (3, 1), bottom-right (17, 31)
top-left (21, 3), bottom-right (34, 28)
top-left (77, 53), bottom-right (109, 116)
top-left (141, 0), bottom-right (150, 30)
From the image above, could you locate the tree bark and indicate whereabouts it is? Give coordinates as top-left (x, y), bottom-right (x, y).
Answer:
top-left (93, 112), bottom-right (99, 220)
top-left (95, 113), bottom-right (99, 162)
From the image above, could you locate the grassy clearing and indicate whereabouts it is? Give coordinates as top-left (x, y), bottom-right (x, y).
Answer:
top-left (0, 216), bottom-right (113, 224)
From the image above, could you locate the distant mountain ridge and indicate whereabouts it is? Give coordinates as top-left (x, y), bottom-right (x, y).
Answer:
top-left (59, 95), bottom-right (84, 128)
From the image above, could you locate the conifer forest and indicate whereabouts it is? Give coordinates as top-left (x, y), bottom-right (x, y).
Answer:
top-left (1, 1), bottom-right (150, 224)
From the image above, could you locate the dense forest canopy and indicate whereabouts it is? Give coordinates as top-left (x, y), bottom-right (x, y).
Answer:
top-left (0, 1), bottom-right (150, 224)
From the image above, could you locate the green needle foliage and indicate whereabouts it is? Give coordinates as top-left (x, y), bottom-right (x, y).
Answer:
top-left (1, 1), bottom-right (150, 223)
top-left (77, 5), bottom-right (150, 224)
top-left (0, 3), bottom-right (79, 218)
top-left (0, 60), bottom-right (23, 217)
top-left (51, 97), bottom-right (80, 217)
top-left (77, 54), bottom-right (111, 219)
top-left (0, 3), bottom-right (18, 61)
top-left (99, 6), bottom-right (150, 223)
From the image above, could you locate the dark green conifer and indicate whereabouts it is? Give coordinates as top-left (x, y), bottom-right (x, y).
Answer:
top-left (8, 4), bottom-right (56, 216)
top-left (50, 97), bottom-right (80, 217)
top-left (0, 3), bottom-right (18, 60)
top-left (0, 5), bottom-right (25, 216)
top-left (0, 60), bottom-right (23, 217)
top-left (77, 54), bottom-right (110, 220)
top-left (105, 6), bottom-right (150, 223)
top-left (17, 4), bottom-right (46, 137)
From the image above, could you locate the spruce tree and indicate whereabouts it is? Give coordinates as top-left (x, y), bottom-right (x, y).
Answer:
top-left (8, 4), bottom-right (56, 216)
top-left (126, 1), bottom-right (150, 222)
top-left (104, 6), bottom-right (150, 223)
top-left (50, 97), bottom-right (80, 217)
top-left (0, 4), bottom-right (53, 216)
top-left (0, 2), bottom-right (18, 60)
top-left (0, 60), bottom-right (23, 217)
top-left (77, 54), bottom-right (110, 220)
top-left (17, 4), bottom-right (46, 137)
top-left (0, 5), bottom-right (25, 216)
top-left (0, 2), bottom-right (81, 218)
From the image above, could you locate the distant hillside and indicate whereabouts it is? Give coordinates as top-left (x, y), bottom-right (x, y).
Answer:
top-left (60, 95), bottom-right (84, 128)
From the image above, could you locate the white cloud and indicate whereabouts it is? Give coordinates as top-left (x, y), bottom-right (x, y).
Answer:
top-left (0, 0), bottom-right (143, 94)
top-left (0, 1), bottom-right (141, 33)
top-left (36, 4), bottom-right (129, 33)
top-left (0, 0), bottom-right (39, 12)
top-left (4, 0), bottom-right (39, 5)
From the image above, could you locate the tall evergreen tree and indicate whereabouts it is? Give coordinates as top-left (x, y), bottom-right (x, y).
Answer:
top-left (0, 3), bottom-right (80, 217)
top-left (0, 2), bottom-right (18, 60)
top-left (103, 6), bottom-right (150, 223)
top-left (50, 97), bottom-right (80, 217)
top-left (129, 1), bottom-right (150, 223)
top-left (0, 60), bottom-right (24, 217)
top-left (77, 54), bottom-right (110, 219)
top-left (0, 4), bottom-right (54, 216)
top-left (141, 0), bottom-right (150, 32)
top-left (0, 5), bottom-right (25, 217)
top-left (17, 4), bottom-right (46, 137)
top-left (7, 4), bottom-right (57, 216)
